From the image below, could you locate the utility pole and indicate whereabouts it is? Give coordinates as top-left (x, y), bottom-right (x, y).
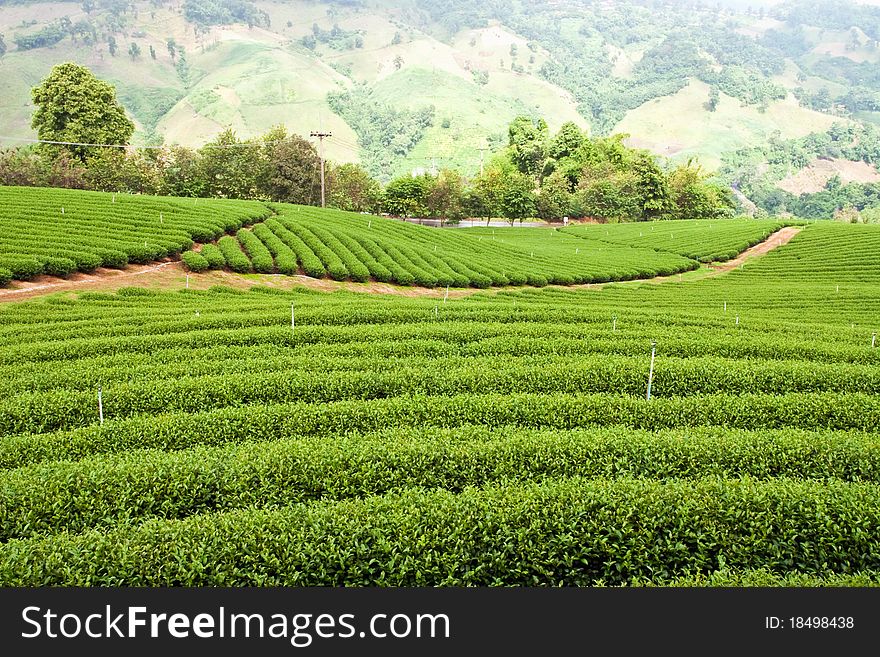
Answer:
top-left (478, 147), bottom-right (487, 176)
top-left (310, 130), bottom-right (332, 207)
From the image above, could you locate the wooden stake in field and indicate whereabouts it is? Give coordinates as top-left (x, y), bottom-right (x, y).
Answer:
top-left (98, 385), bottom-right (104, 425)
top-left (646, 340), bottom-right (657, 401)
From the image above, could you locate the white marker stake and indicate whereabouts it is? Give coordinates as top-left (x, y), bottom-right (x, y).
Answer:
top-left (291, 303), bottom-right (295, 332)
top-left (679, 274), bottom-right (682, 282)
top-left (444, 285), bottom-right (449, 303)
top-left (434, 305), bottom-right (438, 319)
top-left (160, 213), bottom-right (164, 224)
top-left (873, 332), bottom-right (877, 349)
top-left (98, 385), bottom-right (104, 425)
top-left (112, 194), bottom-right (116, 204)
top-left (576, 248), bottom-right (579, 254)
top-left (186, 274), bottom-right (189, 289)
top-left (646, 341), bottom-right (657, 401)
top-left (836, 285), bottom-right (839, 293)
top-left (368, 220), bottom-right (372, 228)
top-left (724, 301), bottom-right (727, 312)
top-left (612, 315), bottom-right (617, 332)
top-left (736, 315), bottom-right (740, 326)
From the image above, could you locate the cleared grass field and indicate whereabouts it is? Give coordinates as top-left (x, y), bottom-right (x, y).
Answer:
top-left (0, 218), bottom-right (878, 586)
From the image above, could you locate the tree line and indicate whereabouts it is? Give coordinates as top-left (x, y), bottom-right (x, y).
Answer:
top-left (0, 62), bottom-right (735, 223)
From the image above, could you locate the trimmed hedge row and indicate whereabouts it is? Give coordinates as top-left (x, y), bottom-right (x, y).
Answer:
top-left (3, 424), bottom-right (878, 541)
top-left (199, 244), bottom-right (226, 269)
top-left (236, 228), bottom-right (274, 274)
top-left (265, 218), bottom-right (325, 278)
top-left (4, 392), bottom-right (880, 470)
top-left (4, 353), bottom-right (880, 434)
top-left (217, 236), bottom-right (251, 274)
top-left (251, 223), bottom-right (297, 275)
top-left (181, 251), bottom-right (209, 273)
top-left (1, 477), bottom-right (878, 585)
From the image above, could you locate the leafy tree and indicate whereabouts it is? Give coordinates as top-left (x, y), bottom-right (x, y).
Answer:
top-left (128, 42), bottom-right (141, 59)
top-left (548, 121), bottom-right (585, 161)
top-left (393, 54), bottom-right (404, 70)
top-left (31, 62), bottom-right (134, 160)
top-left (166, 38), bottom-right (177, 60)
top-left (149, 45), bottom-right (156, 59)
top-left (508, 115), bottom-right (548, 179)
top-left (536, 170), bottom-right (573, 220)
top-left (0, 34), bottom-right (6, 57)
top-left (108, 36), bottom-right (118, 56)
top-left (499, 170), bottom-right (536, 224)
top-left (391, 31), bottom-right (402, 45)
top-left (198, 129), bottom-right (258, 199)
top-left (426, 168), bottom-right (467, 225)
top-left (705, 86), bottom-right (720, 112)
top-left (383, 174), bottom-right (432, 217)
top-left (668, 160), bottom-right (734, 219)
top-left (328, 163), bottom-right (383, 213)
top-left (157, 145), bottom-right (205, 197)
top-left (256, 126), bottom-right (322, 204)
top-left (577, 170), bottom-right (641, 221)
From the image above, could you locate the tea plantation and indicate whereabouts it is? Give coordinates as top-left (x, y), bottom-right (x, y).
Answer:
top-left (0, 211), bottom-right (878, 586)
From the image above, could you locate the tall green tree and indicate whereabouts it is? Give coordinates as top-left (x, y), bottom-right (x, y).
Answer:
top-left (425, 168), bottom-right (467, 225)
top-left (328, 163), bottom-right (383, 213)
top-left (257, 126), bottom-right (322, 204)
top-left (0, 33), bottom-right (6, 57)
top-left (198, 129), bottom-right (258, 199)
top-left (500, 170), bottom-right (536, 225)
top-left (383, 174), bottom-right (432, 217)
top-left (31, 62), bottom-right (134, 160)
top-left (508, 115), bottom-right (548, 179)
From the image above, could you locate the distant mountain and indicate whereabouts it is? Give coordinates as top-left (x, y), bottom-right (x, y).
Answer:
top-left (1, 0), bottom-right (880, 189)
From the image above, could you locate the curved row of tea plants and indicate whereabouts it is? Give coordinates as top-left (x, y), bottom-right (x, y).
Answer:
top-left (0, 186), bottom-right (269, 283)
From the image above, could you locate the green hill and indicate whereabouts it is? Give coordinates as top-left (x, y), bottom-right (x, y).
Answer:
top-left (1, 0), bottom-right (879, 183)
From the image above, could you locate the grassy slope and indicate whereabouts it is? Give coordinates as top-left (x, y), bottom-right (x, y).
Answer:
top-left (616, 79), bottom-right (840, 171)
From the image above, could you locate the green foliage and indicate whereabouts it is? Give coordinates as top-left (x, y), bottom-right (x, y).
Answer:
top-left (199, 243), bottom-right (226, 269)
top-left (217, 235), bottom-right (251, 273)
top-left (181, 250), bottom-right (209, 272)
top-left (327, 163), bottom-right (383, 214)
top-left (0, 186), bottom-right (268, 282)
top-left (13, 20), bottom-right (67, 50)
top-left (327, 86), bottom-right (434, 181)
top-left (236, 228), bottom-right (274, 273)
top-left (31, 62), bottom-right (135, 160)
top-left (183, 0), bottom-right (268, 28)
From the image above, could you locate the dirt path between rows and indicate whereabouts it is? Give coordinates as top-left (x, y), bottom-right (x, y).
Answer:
top-left (0, 226), bottom-right (803, 303)
top-left (707, 226), bottom-right (802, 274)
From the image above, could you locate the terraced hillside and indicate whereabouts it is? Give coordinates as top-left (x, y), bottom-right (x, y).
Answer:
top-left (0, 220), bottom-right (878, 586)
